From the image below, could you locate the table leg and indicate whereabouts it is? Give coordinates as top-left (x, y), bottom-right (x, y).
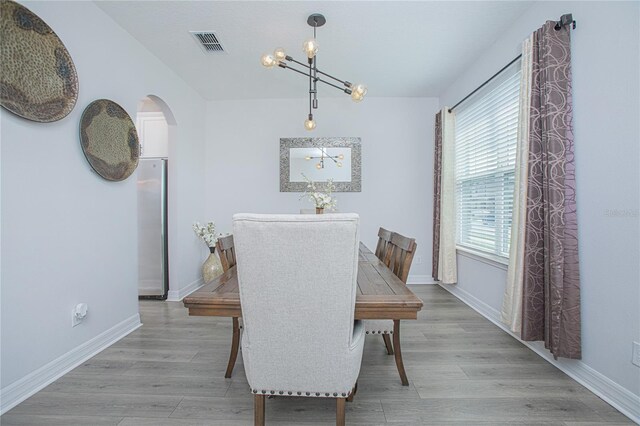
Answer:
top-left (393, 320), bottom-right (409, 386)
top-left (225, 317), bottom-right (240, 378)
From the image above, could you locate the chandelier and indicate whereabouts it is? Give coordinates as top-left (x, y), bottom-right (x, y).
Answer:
top-left (305, 147), bottom-right (344, 169)
top-left (260, 13), bottom-right (367, 130)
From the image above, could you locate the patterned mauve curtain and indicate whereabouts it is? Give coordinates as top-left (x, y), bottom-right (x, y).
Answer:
top-left (432, 112), bottom-right (442, 279)
top-left (521, 21), bottom-right (581, 359)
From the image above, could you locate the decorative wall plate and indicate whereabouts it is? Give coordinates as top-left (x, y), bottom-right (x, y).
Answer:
top-left (0, 0), bottom-right (79, 122)
top-left (80, 99), bottom-right (140, 181)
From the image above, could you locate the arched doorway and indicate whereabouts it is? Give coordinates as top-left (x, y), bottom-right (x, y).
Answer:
top-left (136, 95), bottom-right (176, 299)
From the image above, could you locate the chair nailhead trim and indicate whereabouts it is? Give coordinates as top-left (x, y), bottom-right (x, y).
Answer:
top-left (253, 389), bottom-right (354, 397)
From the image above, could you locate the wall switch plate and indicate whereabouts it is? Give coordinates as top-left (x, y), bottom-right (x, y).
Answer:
top-left (415, 256), bottom-right (423, 265)
top-left (633, 341), bottom-right (640, 367)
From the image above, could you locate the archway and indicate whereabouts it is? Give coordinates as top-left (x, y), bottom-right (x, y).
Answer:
top-left (135, 95), bottom-right (176, 299)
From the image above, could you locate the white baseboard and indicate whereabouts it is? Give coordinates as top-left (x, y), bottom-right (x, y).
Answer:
top-left (407, 274), bottom-right (437, 285)
top-left (438, 283), bottom-right (640, 424)
top-left (167, 277), bottom-right (204, 301)
top-left (0, 313), bottom-right (141, 415)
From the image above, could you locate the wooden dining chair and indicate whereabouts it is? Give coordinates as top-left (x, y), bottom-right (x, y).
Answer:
top-left (374, 227), bottom-right (392, 262)
top-left (386, 232), bottom-right (417, 284)
top-left (233, 213), bottom-right (364, 426)
top-left (217, 234), bottom-right (237, 272)
top-left (216, 234), bottom-right (241, 378)
top-left (365, 231), bottom-right (417, 386)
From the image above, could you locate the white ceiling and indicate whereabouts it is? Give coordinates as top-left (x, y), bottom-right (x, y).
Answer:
top-left (97, 1), bottom-right (533, 101)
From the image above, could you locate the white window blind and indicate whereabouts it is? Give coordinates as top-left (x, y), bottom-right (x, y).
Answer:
top-left (454, 61), bottom-right (521, 259)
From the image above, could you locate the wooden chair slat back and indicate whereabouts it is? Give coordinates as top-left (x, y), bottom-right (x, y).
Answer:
top-left (216, 234), bottom-right (237, 272)
top-left (387, 232), bottom-right (417, 284)
top-left (375, 227), bottom-right (393, 261)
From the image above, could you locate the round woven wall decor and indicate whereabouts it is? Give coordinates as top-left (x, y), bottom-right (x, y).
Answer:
top-left (80, 99), bottom-right (140, 181)
top-left (0, 0), bottom-right (79, 122)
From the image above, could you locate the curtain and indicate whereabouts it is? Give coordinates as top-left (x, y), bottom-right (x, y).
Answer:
top-left (433, 108), bottom-right (457, 284)
top-left (501, 37), bottom-right (533, 333)
top-left (432, 112), bottom-right (442, 279)
top-left (521, 21), bottom-right (581, 359)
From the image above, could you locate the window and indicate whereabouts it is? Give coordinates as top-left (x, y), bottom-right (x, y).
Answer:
top-left (454, 61), bottom-right (520, 259)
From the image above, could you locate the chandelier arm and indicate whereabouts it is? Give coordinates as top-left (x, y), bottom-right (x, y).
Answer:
top-left (279, 63), bottom-right (350, 94)
top-left (286, 56), bottom-right (351, 88)
top-left (316, 69), bottom-right (351, 87)
top-left (278, 63), bottom-right (311, 78)
top-left (286, 56), bottom-right (312, 70)
top-left (315, 77), bottom-right (351, 93)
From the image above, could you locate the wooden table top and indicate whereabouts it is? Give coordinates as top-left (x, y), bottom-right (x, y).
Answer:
top-left (183, 242), bottom-right (423, 320)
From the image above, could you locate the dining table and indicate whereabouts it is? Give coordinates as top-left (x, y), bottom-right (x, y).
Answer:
top-left (183, 242), bottom-right (423, 385)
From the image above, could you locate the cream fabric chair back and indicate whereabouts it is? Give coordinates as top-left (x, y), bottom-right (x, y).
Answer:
top-left (233, 213), bottom-right (364, 397)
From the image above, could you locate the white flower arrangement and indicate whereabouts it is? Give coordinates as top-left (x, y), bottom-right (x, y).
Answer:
top-left (193, 221), bottom-right (218, 247)
top-left (300, 174), bottom-right (338, 210)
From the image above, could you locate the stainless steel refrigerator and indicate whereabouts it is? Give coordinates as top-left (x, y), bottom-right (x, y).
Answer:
top-left (137, 158), bottom-right (168, 299)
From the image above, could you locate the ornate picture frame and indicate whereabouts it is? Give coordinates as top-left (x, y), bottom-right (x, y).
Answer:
top-left (280, 137), bottom-right (361, 192)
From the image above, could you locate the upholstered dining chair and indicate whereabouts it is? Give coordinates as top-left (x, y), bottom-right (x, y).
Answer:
top-left (365, 231), bottom-right (417, 386)
top-left (216, 234), bottom-right (241, 378)
top-left (233, 213), bottom-right (364, 426)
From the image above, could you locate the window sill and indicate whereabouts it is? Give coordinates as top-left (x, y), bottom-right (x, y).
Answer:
top-left (456, 246), bottom-right (509, 271)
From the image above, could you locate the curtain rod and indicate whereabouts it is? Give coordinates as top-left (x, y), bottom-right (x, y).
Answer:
top-left (448, 13), bottom-right (576, 113)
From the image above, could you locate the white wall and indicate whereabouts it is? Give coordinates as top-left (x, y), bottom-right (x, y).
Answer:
top-left (0, 0), bottom-right (206, 407)
top-left (440, 0), bottom-right (639, 407)
top-left (205, 97), bottom-right (439, 282)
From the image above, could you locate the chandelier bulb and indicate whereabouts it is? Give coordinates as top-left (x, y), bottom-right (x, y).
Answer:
top-left (337, 162), bottom-right (343, 168)
top-left (316, 163), bottom-right (322, 169)
top-left (303, 38), bottom-right (319, 59)
top-left (260, 53), bottom-right (277, 68)
top-left (274, 48), bottom-right (287, 62)
top-left (304, 116), bottom-right (316, 131)
top-left (350, 83), bottom-right (367, 102)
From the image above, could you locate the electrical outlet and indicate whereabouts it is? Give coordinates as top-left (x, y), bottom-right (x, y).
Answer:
top-left (633, 341), bottom-right (640, 367)
top-left (72, 311), bottom-right (82, 327)
top-left (415, 256), bottom-right (423, 265)
top-left (72, 303), bottom-right (88, 327)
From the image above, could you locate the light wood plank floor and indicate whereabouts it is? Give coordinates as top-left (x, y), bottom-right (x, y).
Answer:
top-left (2, 286), bottom-right (632, 425)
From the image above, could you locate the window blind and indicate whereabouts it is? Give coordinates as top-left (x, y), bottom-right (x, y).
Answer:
top-left (454, 61), bottom-right (521, 259)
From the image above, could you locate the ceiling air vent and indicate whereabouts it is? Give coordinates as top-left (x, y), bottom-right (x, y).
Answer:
top-left (190, 31), bottom-right (226, 54)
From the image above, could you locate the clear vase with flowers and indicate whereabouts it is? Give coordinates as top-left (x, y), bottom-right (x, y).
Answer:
top-left (300, 174), bottom-right (338, 214)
